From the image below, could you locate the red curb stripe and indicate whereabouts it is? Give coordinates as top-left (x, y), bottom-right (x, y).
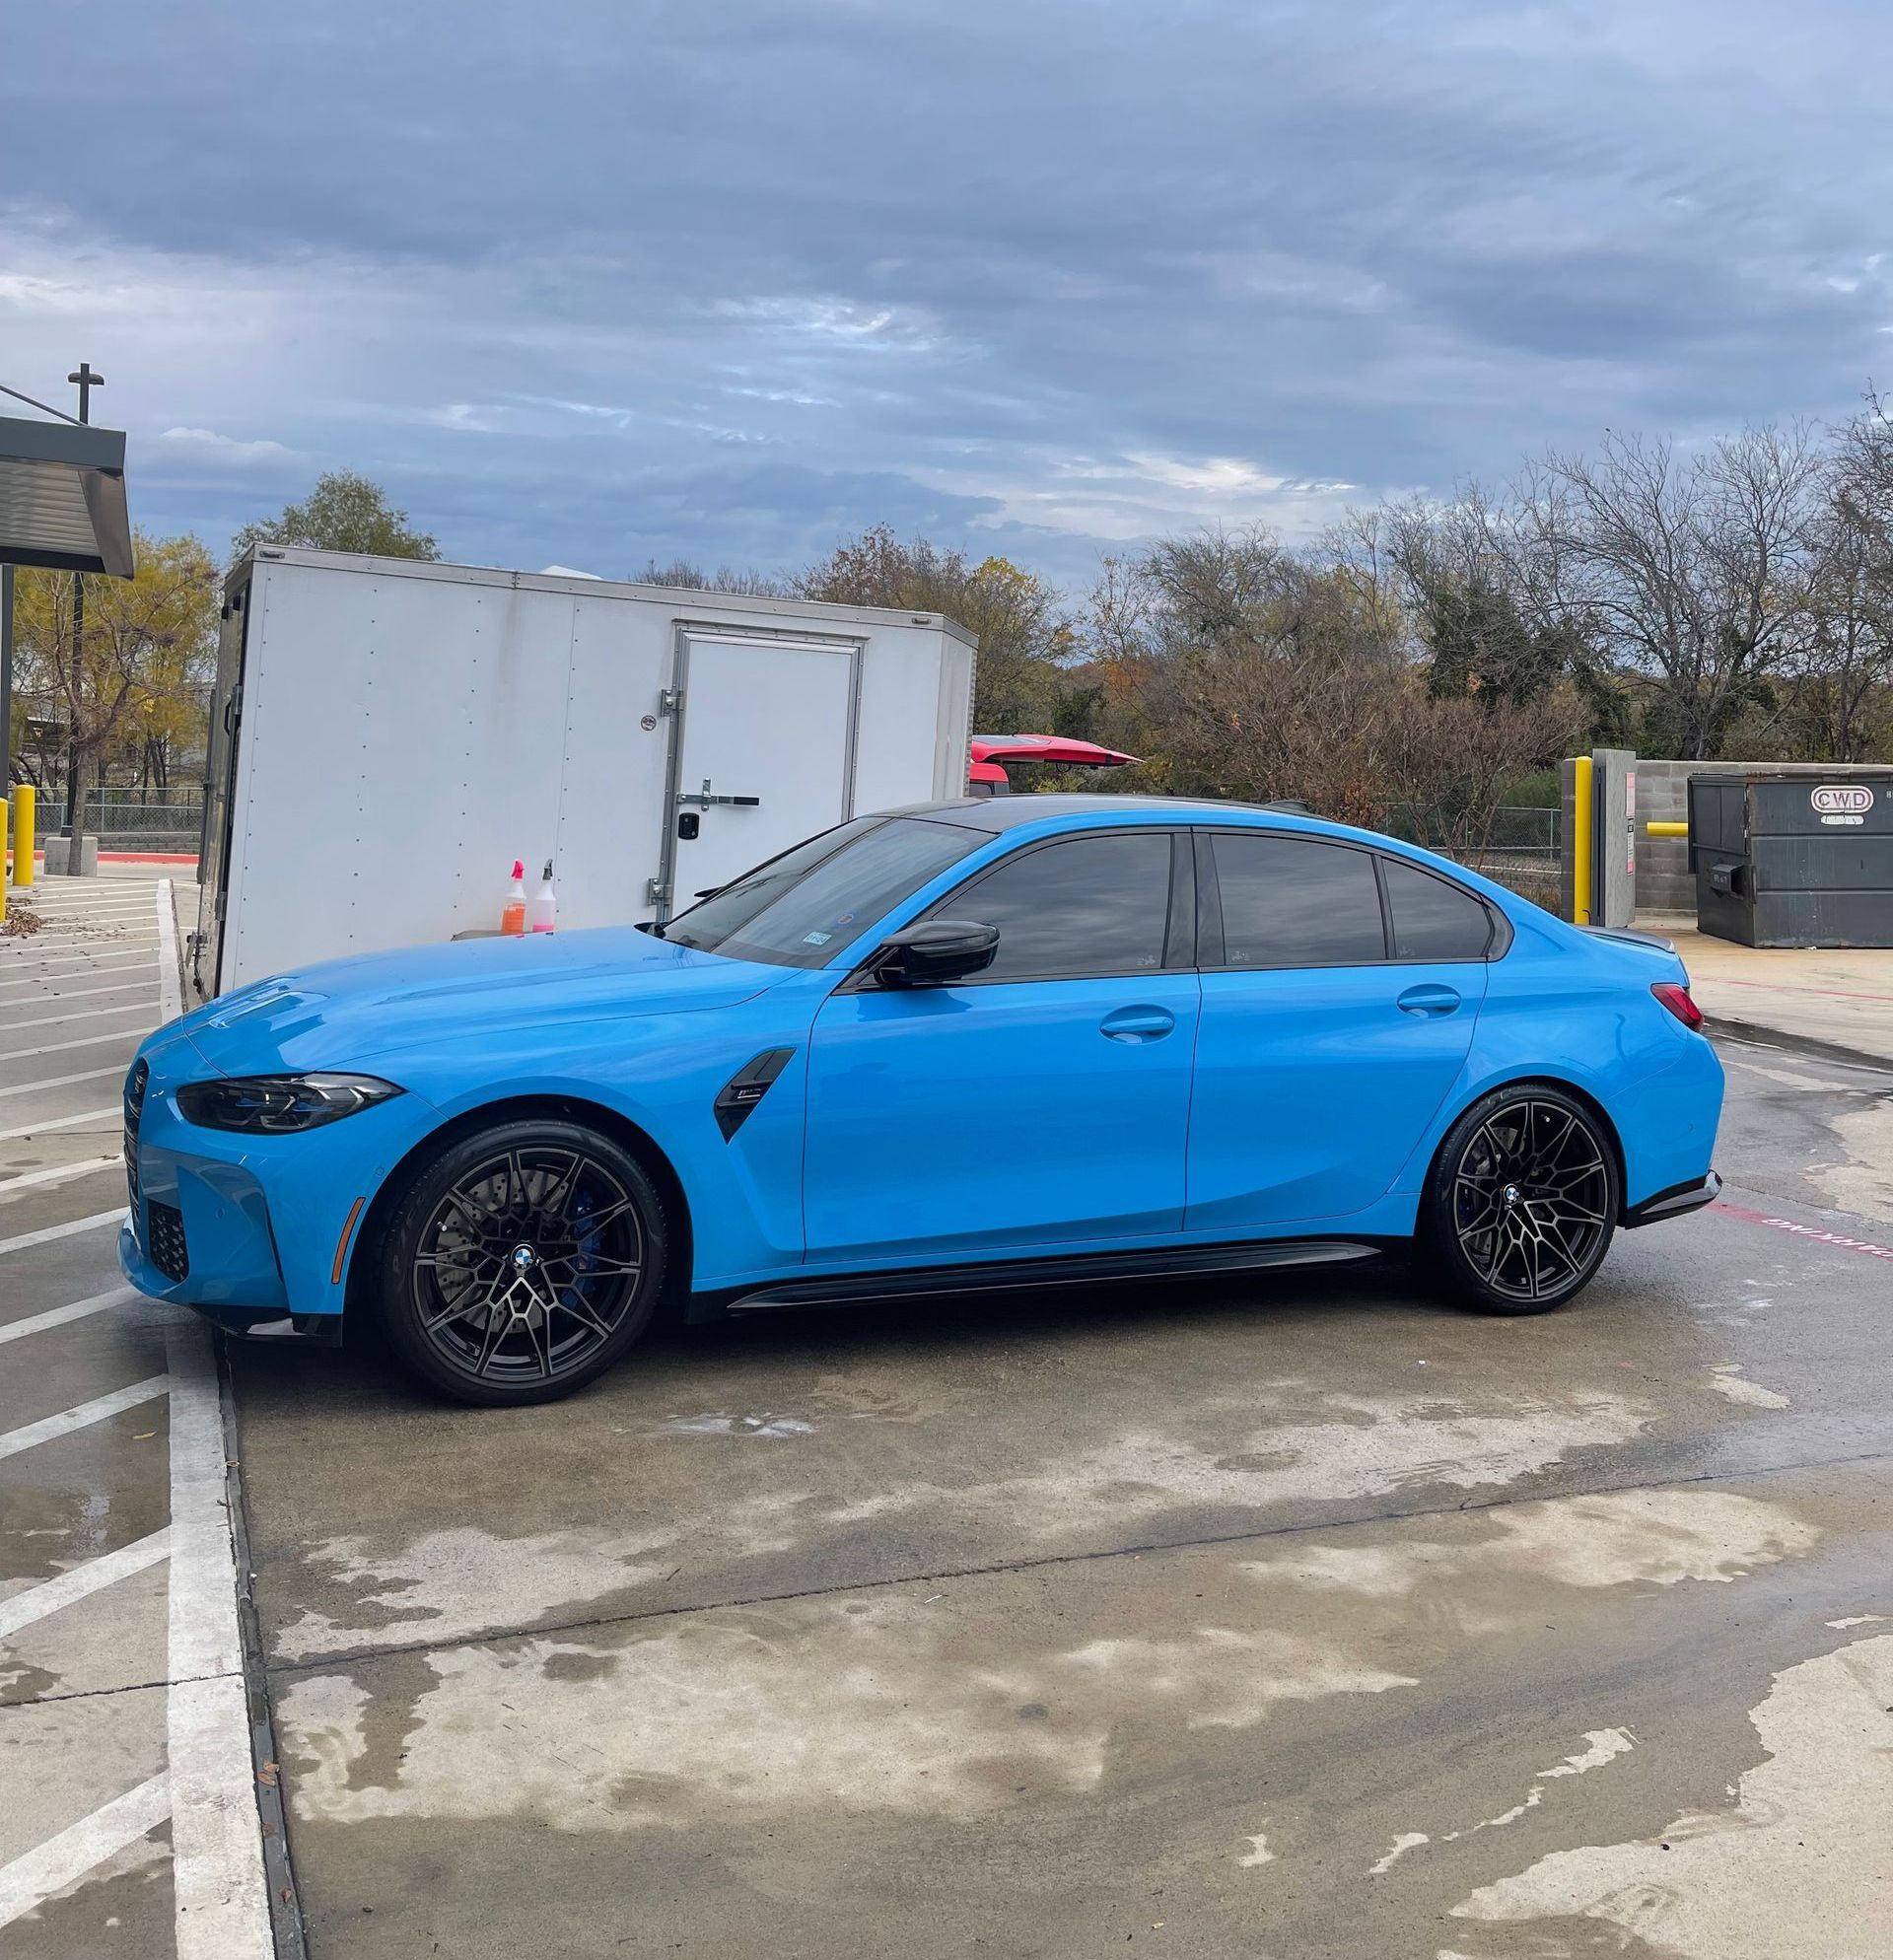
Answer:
top-left (1710, 974), bottom-right (1893, 1006)
top-left (1714, 1199), bottom-right (1893, 1263)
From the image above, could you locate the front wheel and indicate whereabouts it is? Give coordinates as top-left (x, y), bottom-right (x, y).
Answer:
top-left (379, 1119), bottom-right (667, 1405)
top-left (1420, 1087), bottom-right (1618, 1315)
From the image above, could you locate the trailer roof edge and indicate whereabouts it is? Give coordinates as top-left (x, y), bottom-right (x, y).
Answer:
top-left (231, 545), bottom-right (979, 646)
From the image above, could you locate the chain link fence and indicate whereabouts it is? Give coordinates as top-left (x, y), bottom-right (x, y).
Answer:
top-left (1386, 805), bottom-right (1561, 907)
top-left (21, 788), bottom-right (204, 856)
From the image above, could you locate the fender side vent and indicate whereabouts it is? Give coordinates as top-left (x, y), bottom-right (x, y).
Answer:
top-left (714, 1048), bottom-right (795, 1141)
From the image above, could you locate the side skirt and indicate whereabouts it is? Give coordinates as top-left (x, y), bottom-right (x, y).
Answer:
top-left (710, 1237), bottom-right (1391, 1315)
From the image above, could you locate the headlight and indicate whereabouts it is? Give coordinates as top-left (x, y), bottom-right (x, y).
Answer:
top-left (175, 1074), bottom-right (403, 1134)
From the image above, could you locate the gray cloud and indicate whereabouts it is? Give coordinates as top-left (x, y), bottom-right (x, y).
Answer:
top-left (3, 0), bottom-right (1887, 586)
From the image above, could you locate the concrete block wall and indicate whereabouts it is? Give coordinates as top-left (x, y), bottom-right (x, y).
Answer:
top-left (1636, 759), bottom-right (1891, 916)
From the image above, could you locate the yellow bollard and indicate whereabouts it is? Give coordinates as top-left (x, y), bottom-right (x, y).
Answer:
top-left (1571, 756), bottom-right (1593, 926)
top-left (2, 798), bottom-right (8, 887)
top-left (13, 784), bottom-right (35, 887)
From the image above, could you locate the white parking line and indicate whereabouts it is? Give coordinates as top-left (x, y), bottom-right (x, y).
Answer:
top-left (0, 1528), bottom-right (171, 1642)
top-left (0, 1284), bottom-right (139, 1345)
top-left (0, 1155), bottom-right (123, 1200)
top-left (164, 1318), bottom-right (274, 1955)
top-left (0, 1376), bottom-right (168, 1462)
top-left (6, 910), bottom-right (160, 926)
top-left (4, 945), bottom-right (159, 961)
top-left (0, 1775), bottom-right (173, 1932)
top-left (0, 1208), bottom-right (126, 1256)
top-left (0, 1105), bottom-right (121, 1146)
top-left (7, 927), bottom-right (160, 941)
top-left (5, 939), bottom-right (160, 954)
top-left (0, 1030), bottom-right (149, 1063)
top-left (0, 961), bottom-right (158, 983)
top-left (1, 1001), bottom-right (158, 1034)
top-left (9, 899), bottom-right (161, 913)
top-left (0, 1067), bottom-right (126, 1103)
top-left (0, 978), bottom-right (160, 1005)
top-left (1, 947), bottom-right (158, 966)
top-left (156, 880), bottom-right (180, 1021)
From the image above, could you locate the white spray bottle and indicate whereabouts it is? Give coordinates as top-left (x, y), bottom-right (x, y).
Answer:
top-left (528, 860), bottom-right (557, 934)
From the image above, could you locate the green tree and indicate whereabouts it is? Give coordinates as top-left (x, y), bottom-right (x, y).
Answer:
top-left (233, 469), bottom-right (440, 562)
top-left (10, 532), bottom-right (219, 808)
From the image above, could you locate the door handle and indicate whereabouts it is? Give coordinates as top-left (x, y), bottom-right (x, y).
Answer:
top-left (1396, 983), bottom-right (1462, 1016)
top-left (1100, 1006), bottom-right (1176, 1042)
top-left (676, 777), bottom-right (761, 809)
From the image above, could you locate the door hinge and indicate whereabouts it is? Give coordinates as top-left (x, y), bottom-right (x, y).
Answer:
top-left (658, 687), bottom-right (683, 717)
top-left (646, 877), bottom-right (670, 905)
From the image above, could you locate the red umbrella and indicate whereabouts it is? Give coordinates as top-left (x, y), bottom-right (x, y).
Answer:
top-left (968, 735), bottom-right (1142, 787)
top-left (970, 735), bottom-right (1141, 768)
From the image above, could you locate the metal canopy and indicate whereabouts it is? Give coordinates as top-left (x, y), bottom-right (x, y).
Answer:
top-left (0, 414), bottom-right (134, 577)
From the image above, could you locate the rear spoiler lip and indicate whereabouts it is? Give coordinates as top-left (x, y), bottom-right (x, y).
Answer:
top-left (1580, 925), bottom-right (1677, 954)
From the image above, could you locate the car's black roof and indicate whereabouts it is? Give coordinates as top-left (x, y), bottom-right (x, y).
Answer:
top-left (888, 794), bottom-right (1294, 834)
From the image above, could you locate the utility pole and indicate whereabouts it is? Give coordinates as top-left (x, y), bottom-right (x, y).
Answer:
top-left (61, 362), bottom-right (102, 874)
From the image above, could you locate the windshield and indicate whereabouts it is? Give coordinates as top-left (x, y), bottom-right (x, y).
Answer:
top-left (662, 815), bottom-right (981, 968)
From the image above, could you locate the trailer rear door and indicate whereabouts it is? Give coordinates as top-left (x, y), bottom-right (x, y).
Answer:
top-left (660, 628), bottom-right (860, 916)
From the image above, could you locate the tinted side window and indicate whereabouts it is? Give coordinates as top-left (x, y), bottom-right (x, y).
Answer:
top-left (1381, 858), bottom-right (1493, 960)
top-left (1211, 833), bottom-right (1386, 967)
top-left (941, 832), bottom-right (1173, 981)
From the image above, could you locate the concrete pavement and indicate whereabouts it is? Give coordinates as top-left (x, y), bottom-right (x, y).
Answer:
top-left (1648, 912), bottom-right (1893, 1067)
top-left (236, 1041), bottom-right (1893, 1960)
top-left (0, 870), bottom-right (272, 1958)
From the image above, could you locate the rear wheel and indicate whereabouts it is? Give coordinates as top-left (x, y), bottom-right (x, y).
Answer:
top-left (379, 1119), bottom-right (667, 1405)
top-left (1421, 1086), bottom-right (1618, 1315)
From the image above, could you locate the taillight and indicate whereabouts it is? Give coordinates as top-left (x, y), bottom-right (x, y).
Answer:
top-left (1651, 982), bottom-right (1703, 1030)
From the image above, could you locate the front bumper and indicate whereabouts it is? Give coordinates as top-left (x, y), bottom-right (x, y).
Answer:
top-left (117, 1215), bottom-right (344, 1344)
top-left (117, 1028), bottom-right (440, 1326)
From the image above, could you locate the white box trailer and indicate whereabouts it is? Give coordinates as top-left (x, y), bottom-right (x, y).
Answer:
top-left (194, 547), bottom-right (976, 995)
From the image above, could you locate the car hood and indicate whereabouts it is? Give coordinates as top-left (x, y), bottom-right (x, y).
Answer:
top-left (174, 928), bottom-right (781, 1076)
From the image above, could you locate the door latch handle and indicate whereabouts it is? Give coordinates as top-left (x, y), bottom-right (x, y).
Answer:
top-left (1100, 1006), bottom-right (1177, 1042)
top-left (676, 778), bottom-right (761, 809)
top-left (1396, 984), bottom-right (1462, 1016)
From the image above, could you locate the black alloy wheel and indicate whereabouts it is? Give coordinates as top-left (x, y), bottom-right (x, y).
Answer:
top-left (380, 1120), bottom-right (667, 1404)
top-left (1422, 1086), bottom-right (1618, 1315)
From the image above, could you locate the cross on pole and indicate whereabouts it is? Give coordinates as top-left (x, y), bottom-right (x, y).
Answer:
top-left (60, 362), bottom-right (104, 869)
top-left (67, 362), bottom-right (103, 426)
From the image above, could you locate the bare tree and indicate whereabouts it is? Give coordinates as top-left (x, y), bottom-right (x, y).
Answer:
top-left (1784, 401), bottom-right (1893, 759)
top-left (636, 558), bottom-right (787, 596)
top-left (1513, 426), bottom-right (1822, 758)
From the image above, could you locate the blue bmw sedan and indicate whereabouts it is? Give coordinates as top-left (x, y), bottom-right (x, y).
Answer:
top-left (121, 796), bottom-right (1723, 1405)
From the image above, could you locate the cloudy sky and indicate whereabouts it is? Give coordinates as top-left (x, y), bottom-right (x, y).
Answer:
top-left (4, 0), bottom-right (1887, 588)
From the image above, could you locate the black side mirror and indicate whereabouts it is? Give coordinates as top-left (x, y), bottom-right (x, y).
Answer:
top-left (876, 919), bottom-right (1000, 986)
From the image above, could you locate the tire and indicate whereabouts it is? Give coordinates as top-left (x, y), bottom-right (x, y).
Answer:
top-left (1419, 1085), bottom-right (1618, 1316)
top-left (378, 1118), bottom-right (668, 1406)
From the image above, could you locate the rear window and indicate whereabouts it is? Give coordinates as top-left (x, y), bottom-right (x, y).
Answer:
top-left (1211, 833), bottom-right (1386, 967)
top-left (1381, 858), bottom-right (1494, 961)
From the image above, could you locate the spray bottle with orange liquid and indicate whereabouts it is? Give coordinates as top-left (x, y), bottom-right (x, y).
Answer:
top-left (500, 861), bottom-right (527, 936)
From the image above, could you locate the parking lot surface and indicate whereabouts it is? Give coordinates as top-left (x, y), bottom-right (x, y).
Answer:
top-left (1, 870), bottom-right (269, 1959)
top-left (4, 882), bottom-right (1891, 1958)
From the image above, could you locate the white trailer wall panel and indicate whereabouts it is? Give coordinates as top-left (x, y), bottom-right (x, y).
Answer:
top-left (200, 549), bottom-right (975, 995)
